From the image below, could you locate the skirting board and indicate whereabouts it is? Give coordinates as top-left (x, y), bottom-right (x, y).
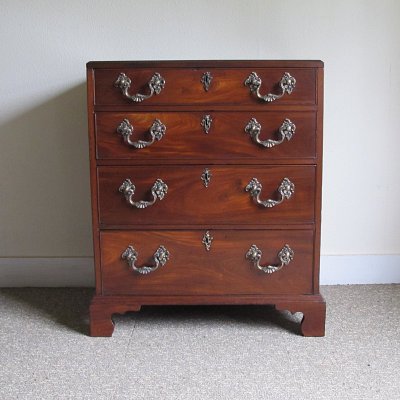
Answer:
top-left (0, 258), bottom-right (95, 287)
top-left (0, 255), bottom-right (399, 287)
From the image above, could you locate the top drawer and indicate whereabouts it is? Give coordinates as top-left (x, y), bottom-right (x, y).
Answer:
top-left (93, 68), bottom-right (316, 107)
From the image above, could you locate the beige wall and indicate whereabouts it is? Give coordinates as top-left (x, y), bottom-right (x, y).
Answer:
top-left (1, 0), bottom-right (399, 258)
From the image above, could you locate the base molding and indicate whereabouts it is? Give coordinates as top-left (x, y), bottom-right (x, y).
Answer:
top-left (320, 254), bottom-right (400, 284)
top-left (0, 257), bottom-right (94, 287)
top-left (0, 255), bottom-right (399, 287)
top-left (90, 294), bottom-right (326, 337)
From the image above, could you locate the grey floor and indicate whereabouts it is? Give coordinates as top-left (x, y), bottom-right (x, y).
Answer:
top-left (0, 285), bottom-right (399, 400)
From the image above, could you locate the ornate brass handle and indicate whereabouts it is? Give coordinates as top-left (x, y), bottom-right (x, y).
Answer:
top-left (114, 72), bottom-right (165, 102)
top-left (117, 119), bottom-right (166, 149)
top-left (244, 72), bottom-right (296, 103)
top-left (245, 118), bottom-right (296, 148)
top-left (246, 244), bottom-right (294, 274)
top-left (122, 245), bottom-right (169, 275)
top-left (119, 178), bottom-right (168, 209)
top-left (245, 177), bottom-right (294, 208)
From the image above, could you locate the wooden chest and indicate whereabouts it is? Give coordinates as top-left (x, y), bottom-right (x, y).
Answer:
top-left (87, 60), bottom-right (325, 336)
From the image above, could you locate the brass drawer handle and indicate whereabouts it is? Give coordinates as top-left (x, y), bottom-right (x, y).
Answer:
top-left (122, 245), bottom-right (170, 275)
top-left (245, 118), bottom-right (296, 148)
top-left (244, 72), bottom-right (296, 103)
top-left (246, 244), bottom-right (294, 274)
top-left (117, 118), bottom-right (166, 149)
top-left (245, 177), bottom-right (294, 208)
top-left (119, 178), bottom-right (168, 209)
top-left (114, 72), bottom-right (165, 102)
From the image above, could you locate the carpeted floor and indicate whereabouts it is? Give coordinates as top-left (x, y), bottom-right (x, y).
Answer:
top-left (0, 285), bottom-right (399, 399)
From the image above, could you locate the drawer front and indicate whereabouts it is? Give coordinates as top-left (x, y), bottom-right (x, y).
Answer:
top-left (98, 165), bottom-right (315, 226)
top-left (94, 68), bottom-right (316, 106)
top-left (96, 111), bottom-right (316, 161)
top-left (100, 230), bottom-right (314, 295)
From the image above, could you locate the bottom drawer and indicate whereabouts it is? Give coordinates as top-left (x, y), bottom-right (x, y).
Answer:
top-left (100, 230), bottom-right (314, 296)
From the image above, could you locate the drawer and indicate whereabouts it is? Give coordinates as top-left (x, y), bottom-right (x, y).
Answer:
top-left (98, 165), bottom-right (315, 226)
top-left (95, 111), bottom-right (316, 161)
top-left (94, 68), bottom-right (316, 106)
top-left (100, 230), bottom-right (314, 295)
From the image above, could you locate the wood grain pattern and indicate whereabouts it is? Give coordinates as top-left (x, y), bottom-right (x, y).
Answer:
top-left (94, 104), bottom-right (319, 113)
top-left (87, 60), bottom-right (325, 337)
top-left (275, 297), bottom-right (326, 337)
top-left (97, 165), bottom-right (315, 226)
top-left (100, 230), bottom-right (314, 296)
top-left (86, 69), bottom-right (103, 294)
top-left (94, 68), bottom-right (316, 106)
top-left (312, 66), bottom-right (324, 293)
top-left (88, 60), bottom-right (324, 69)
top-left (89, 293), bottom-right (325, 337)
top-left (95, 111), bottom-right (316, 161)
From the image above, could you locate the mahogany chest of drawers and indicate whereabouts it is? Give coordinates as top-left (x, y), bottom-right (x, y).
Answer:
top-left (87, 60), bottom-right (325, 337)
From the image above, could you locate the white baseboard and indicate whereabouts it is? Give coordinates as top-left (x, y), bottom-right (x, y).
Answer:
top-left (0, 255), bottom-right (399, 287)
top-left (320, 254), bottom-right (400, 285)
top-left (0, 258), bottom-right (95, 287)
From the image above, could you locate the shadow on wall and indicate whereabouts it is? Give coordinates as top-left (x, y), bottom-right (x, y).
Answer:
top-left (0, 83), bottom-right (93, 257)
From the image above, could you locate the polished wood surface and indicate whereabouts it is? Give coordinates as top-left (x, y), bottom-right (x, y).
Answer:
top-left (87, 60), bottom-right (325, 337)
top-left (101, 230), bottom-right (314, 296)
top-left (88, 60), bottom-right (324, 68)
top-left (94, 68), bottom-right (316, 106)
top-left (95, 111), bottom-right (316, 161)
top-left (87, 69), bottom-right (103, 295)
top-left (90, 293), bottom-right (325, 337)
top-left (97, 165), bottom-right (315, 226)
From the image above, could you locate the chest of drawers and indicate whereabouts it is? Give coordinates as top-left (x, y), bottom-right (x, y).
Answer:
top-left (87, 60), bottom-right (325, 337)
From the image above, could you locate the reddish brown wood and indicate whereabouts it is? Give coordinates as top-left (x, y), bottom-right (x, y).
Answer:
top-left (99, 223), bottom-right (315, 230)
top-left (300, 302), bottom-right (326, 337)
top-left (94, 68), bottom-right (316, 106)
top-left (89, 293), bottom-right (324, 337)
top-left (275, 296), bottom-right (326, 336)
top-left (97, 165), bottom-right (316, 226)
top-left (313, 67), bottom-right (324, 293)
top-left (96, 158), bottom-right (316, 166)
top-left (87, 69), bottom-right (103, 294)
top-left (90, 298), bottom-right (141, 337)
top-left (96, 111), bottom-right (316, 161)
top-left (89, 301), bottom-right (115, 336)
top-left (94, 104), bottom-right (319, 113)
top-left (87, 60), bottom-right (324, 69)
top-left (87, 60), bottom-right (325, 337)
top-left (100, 229), bottom-right (314, 296)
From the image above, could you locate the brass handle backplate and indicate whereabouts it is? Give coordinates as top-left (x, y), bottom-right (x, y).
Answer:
top-left (114, 72), bottom-right (165, 102)
top-left (122, 245), bottom-right (169, 274)
top-left (246, 244), bottom-right (294, 274)
top-left (244, 72), bottom-right (296, 103)
top-left (245, 118), bottom-right (296, 148)
top-left (245, 177), bottom-right (295, 208)
top-left (119, 178), bottom-right (168, 209)
top-left (116, 118), bottom-right (166, 149)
